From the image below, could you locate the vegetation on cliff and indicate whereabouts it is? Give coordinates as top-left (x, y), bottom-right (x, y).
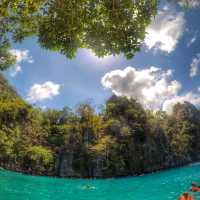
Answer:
top-left (0, 74), bottom-right (200, 177)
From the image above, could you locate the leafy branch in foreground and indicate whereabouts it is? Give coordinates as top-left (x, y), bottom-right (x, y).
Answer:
top-left (0, 0), bottom-right (157, 62)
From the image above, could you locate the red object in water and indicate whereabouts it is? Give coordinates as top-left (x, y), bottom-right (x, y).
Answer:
top-left (192, 185), bottom-right (200, 192)
top-left (179, 194), bottom-right (194, 200)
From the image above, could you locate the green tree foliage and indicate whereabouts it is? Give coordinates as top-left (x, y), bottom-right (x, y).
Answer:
top-left (1, 74), bottom-right (200, 177)
top-left (24, 146), bottom-right (53, 174)
top-left (0, 33), bottom-right (16, 70)
top-left (105, 96), bottom-right (147, 140)
top-left (0, 74), bottom-right (18, 99)
top-left (0, 0), bottom-right (157, 63)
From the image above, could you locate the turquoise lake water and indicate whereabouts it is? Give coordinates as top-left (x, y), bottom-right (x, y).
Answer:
top-left (1, 163), bottom-right (200, 200)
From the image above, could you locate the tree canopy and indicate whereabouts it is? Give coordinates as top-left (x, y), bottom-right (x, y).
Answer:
top-left (0, 0), bottom-right (157, 64)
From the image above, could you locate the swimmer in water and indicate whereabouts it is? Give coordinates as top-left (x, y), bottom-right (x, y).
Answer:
top-left (82, 185), bottom-right (96, 190)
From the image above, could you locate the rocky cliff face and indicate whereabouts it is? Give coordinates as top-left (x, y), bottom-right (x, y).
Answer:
top-left (56, 151), bottom-right (76, 177)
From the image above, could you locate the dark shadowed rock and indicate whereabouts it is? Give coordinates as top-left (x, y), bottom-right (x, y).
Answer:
top-left (56, 151), bottom-right (75, 177)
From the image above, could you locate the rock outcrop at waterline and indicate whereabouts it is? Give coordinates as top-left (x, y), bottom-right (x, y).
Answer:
top-left (1, 73), bottom-right (200, 178)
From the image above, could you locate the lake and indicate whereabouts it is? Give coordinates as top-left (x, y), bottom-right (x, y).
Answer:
top-left (1, 163), bottom-right (200, 200)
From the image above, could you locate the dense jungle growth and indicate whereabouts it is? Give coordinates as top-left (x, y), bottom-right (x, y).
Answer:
top-left (1, 73), bottom-right (200, 178)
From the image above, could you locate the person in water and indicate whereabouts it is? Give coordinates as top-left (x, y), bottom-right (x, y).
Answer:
top-left (191, 182), bottom-right (200, 192)
top-left (179, 192), bottom-right (194, 200)
top-left (82, 185), bottom-right (96, 190)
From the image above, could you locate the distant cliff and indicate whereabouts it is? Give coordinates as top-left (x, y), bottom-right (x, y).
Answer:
top-left (1, 74), bottom-right (200, 178)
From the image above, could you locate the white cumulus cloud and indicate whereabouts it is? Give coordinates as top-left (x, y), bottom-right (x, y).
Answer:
top-left (27, 81), bottom-right (61, 103)
top-left (162, 92), bottom-right (200, 114)
top-left (9, 49), bottom-right (33, 77)
top-left (144, 7), bottom-right (185, 53)
top-left (101, 66), bottom-right (200, 114)
top-left (187, 35), bottom-right (197, 48)
top-left (190, 53), bottom-right (200, 77)
top-left (178, 0), bottom-right (200, 8)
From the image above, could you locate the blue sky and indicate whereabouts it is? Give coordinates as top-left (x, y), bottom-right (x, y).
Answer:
top-left (4, 1), bottom-right (200, 113)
